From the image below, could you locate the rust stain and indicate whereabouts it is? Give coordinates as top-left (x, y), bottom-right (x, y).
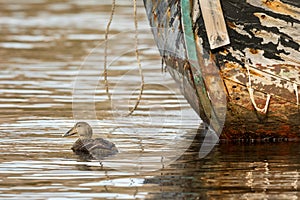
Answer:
top-left (249, 48), bottom-right (259, 54)
top-left (167, 7), bottom-right (171, 18)
top-left (145, 0), bottom-right (300, 139)
top-left (263, 0), bottom-right (299, 18)
top-left (277, 125), bottom-right (291, 137)
top-left (248, 68), bottom-right (264, 78)
top-left (152, 10), bottom-right (157, 21)
top-left (219, 48), bottom-right (229, 56)
top-left (227, 21), bottom-right (236, 29)
top-left (222, 60), bottom-right (300, 105)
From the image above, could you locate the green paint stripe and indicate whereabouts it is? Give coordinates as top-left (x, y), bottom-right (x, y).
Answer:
top-left (180, 0), bottom-right (221, 131)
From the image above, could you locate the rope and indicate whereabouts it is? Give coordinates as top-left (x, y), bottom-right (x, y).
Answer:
top-left (128, 0), bottom-right (145, 116)
top-left (103, 0), bottom-right (116, 100)
top-left (294, 83), bottom-right (299, 106)
top-left (245, 62), bottom-right (271, 114)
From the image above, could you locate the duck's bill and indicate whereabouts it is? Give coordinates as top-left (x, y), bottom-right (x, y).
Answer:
top-left (62, 127), bottom-right (78, 137)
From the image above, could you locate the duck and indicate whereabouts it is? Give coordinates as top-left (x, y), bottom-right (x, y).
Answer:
top-left (62, 122), bottom-right (118, 159)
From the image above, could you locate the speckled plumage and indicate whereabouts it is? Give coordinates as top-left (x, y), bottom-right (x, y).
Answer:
top-left (72, 138), bottom-right (118, 158)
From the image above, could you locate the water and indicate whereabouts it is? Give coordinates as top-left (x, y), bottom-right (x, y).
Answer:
top-left (0, 1), bottom-right (300, 199)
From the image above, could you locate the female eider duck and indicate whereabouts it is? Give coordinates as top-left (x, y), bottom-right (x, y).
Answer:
top-left (63, 122), bottom-right (118, 159)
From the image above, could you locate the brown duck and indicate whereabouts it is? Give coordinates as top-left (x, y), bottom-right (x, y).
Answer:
top-left (63, 122), bottom-right (118, 159)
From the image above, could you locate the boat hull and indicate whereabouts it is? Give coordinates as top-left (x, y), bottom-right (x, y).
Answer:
top-left (143, 0), bottom-right (300, 139)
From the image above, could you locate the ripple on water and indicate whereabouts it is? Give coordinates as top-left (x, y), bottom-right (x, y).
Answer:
top-left (1, 1), bottom-right (300, 199)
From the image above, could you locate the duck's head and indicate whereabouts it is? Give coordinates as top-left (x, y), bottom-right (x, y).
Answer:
top-left (63, 122), bottom-right (93, 139)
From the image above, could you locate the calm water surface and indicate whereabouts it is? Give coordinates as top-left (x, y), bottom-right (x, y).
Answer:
top-left (1, 1), bottom-right (300, 199)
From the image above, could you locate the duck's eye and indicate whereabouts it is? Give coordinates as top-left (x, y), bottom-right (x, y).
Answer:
top-left (77, 125), bottom-right (81, 127)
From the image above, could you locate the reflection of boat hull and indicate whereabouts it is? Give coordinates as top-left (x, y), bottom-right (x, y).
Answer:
top-left (143, 0), bottom-right (300, 139)
top-left (144, 132), bottom-right (300, 199)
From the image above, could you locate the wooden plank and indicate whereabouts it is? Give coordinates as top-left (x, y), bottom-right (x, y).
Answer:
top-left (199, 0), bottom-right (230, 49)
top-left (181, 0), bottom-right (224, 134)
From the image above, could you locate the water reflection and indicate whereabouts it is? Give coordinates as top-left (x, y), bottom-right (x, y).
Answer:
top-left (144, 130), bottom-right (300, 199)
top-left (0, 0), bottom-right (300, 199)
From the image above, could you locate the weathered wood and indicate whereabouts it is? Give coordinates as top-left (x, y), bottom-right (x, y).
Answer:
top-left (143, 0), bottom-right (300, 139)
top-left (221, 61), bottom-right (300, 105)
top-left (224, 78), bottom-right (300, 138)
top-left (181, 0), bottom-right (225, 135)
top-left (198, 0), bottom-right (230, 49)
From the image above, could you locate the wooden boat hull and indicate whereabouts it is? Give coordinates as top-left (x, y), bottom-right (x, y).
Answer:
top-left (143, 0), bottom-right (300, 139)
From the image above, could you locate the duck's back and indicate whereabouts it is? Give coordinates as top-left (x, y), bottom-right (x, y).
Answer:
top-left (72, 138), bottom-right (118, 159)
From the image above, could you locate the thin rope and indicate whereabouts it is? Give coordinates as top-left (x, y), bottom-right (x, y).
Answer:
top-left (245, 62), bottom-right (271, 114)
top-left (294, 83), bottom-right (299, 106)
top-left (128, 0), bottom-right (145, 116)
top-left (103, 0), bottom-right (116, 100)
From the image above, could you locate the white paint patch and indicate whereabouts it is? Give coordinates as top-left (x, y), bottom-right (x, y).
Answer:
top-left (253, 13), bottom-right (300, 44)
top-left (232, 23), bottom-right (253, 38)
top-left (251, 29), bottom-right (280, 45)
top-left (247, 0), bottom-right (300, 21)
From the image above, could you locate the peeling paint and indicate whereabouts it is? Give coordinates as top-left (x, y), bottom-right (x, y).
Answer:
top-left (229, 22), bottom-right (253, 38)
top-left (254, 12), bottom-right (300, 44)
top-left (251, 29), bottom-right (280, 45)
top-left (247, 0), bottom-right (300, 21)
top-left (144, 0), bottom-right (300, 139)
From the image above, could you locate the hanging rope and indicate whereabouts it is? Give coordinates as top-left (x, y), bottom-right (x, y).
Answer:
top-left (294, 83), bottom-right (299, 106)
top-left (128, 0), bottom-right (145, 116)
top-left (245, 62), bottom-right (271, 114)
top-left (103, 0), bottom-right (116, 100)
